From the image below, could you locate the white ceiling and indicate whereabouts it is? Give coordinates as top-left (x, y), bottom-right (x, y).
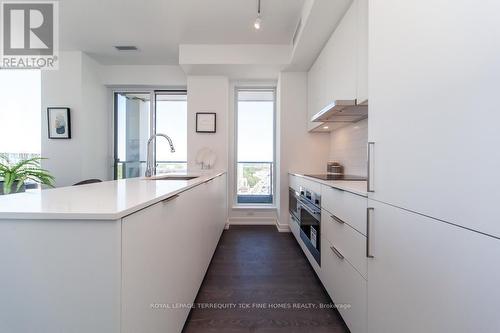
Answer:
top-left (58, 0), bottom-right (305, 65)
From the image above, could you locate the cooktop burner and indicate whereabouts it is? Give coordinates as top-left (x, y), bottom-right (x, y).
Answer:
top-left (304, 174), bottom-right (367, 181)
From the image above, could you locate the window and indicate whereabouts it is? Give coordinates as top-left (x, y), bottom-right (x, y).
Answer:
top-left (236, 88), bottom-right (275, 205)
top-left (155, 92), bottom-right (187, 173)
top-left (114, 90), bottom-right (187, 179)
top-left (0, 69), bottom-right (41, 163)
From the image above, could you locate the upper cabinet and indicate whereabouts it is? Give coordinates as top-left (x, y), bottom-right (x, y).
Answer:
top-left (307, 0), bottom-right (368, 132)
top-left (356, 0), bottom-right (368, 104)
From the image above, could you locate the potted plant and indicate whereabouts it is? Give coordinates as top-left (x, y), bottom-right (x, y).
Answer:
top-left (0, 155), bottom-right (55, 195)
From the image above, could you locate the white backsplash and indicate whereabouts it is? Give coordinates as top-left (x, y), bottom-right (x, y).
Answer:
top-left (329, 118), bottom-right (368, 176)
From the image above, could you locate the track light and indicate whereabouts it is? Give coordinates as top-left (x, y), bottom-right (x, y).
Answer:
top-left (254, 0), bottom-right (262, 30)
top-left (254, 16), bottom-right (261, 30)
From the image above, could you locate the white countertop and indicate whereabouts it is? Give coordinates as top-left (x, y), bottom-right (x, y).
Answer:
top-left (0, 171), bottom-right (226, 220)
top-left (289, 172), bottom-right (368, 197)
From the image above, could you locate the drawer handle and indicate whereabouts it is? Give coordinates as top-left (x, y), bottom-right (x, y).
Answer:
top-left (330, 214), bottom-right (345, 224)
top-left (162, 194), bottom-right (179, 203)
top-left (330, 245), bottom-right (344, 260)
top-left (366, 207), bottom-right (374, 258)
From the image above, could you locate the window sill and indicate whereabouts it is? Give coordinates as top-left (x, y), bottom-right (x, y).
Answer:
top-left (232, 204), bottom-right (277, 210)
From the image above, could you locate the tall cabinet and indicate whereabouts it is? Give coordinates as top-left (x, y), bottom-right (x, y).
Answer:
top-left (366, 0), bottom-right (500, 332)
top-left (367, 0), bottom-right (500, 238)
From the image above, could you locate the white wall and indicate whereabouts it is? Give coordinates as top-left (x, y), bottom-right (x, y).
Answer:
top-left (41, 54), bottom-right (188, 187)
top-left (41, 51), bottom-right (108, 187)
top-left (329, 119), bottom-right (368, 176)
top-left (101, 65), bottom-right (186, 86)
top-left (276, 72), bottom-right (330, 228)
top-left (186, 76), bottom-right (229, 171)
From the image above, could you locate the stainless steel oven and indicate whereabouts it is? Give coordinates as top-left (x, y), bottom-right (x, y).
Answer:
top-left (298, 187), bottom-right (321, 265)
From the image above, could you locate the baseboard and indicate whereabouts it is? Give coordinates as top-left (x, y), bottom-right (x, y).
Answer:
top-left (275, 222), bottom-right (291, 233)
top-left (228, 217), bottom-right (276, 226)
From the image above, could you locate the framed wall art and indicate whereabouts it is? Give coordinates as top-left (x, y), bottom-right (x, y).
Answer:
top-left (47, 107), bottom-right (71, 139)
top-left (196, 112), bottom-right (216, 133)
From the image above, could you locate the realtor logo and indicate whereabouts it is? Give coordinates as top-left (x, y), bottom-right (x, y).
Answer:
top-left (1, 1), bottom-right (59, 69)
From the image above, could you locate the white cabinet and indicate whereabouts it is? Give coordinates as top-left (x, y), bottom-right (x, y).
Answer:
top-left (121, 174), bottom-right (226, 333)
top-left (321, 185), bottom-right (367, 235)
top-left (307, 0), bottom-right (367, 132)
top-left (322, 225), bottom-right (367, 333)
top-left (367, 200), bottom-right (500, 333)
top-left (323, 209), bottom-right (367, 279)
top-left (368, 0), bottom-right (500, 237)
top-left (356, 0), bottom-right (368, 103)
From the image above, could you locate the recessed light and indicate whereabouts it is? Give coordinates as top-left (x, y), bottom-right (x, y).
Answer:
top-left (323, 126), bottom-right (329, 130)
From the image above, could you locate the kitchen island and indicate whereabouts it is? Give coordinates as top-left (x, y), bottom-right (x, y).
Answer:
top-left (0, 171), bottom-right (227, 333)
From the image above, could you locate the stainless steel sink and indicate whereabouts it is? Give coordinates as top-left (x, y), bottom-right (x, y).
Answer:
top-left (144, 174), bottom-right (199, 181)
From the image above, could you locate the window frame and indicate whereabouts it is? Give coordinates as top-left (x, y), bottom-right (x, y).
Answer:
top-left (111, 88), bottom-right (187, 180)
top-left (233, 86), bottom-right (277, 207)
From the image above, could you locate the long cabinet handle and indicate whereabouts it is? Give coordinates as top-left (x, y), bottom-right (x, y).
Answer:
top-left (330, 245), bottom-right (345, 260)
top-left (367, 142), bottom-right (375, 192)
top-left (162, 194), bottom-right (179, 203)
top-left (330, 214), bottom-right (345, 224)
top-left (366, 207), bottom-right (374, 258)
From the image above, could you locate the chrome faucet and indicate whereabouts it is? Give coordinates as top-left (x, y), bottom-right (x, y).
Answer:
top-left (145, 133), bottom-right (175, 177)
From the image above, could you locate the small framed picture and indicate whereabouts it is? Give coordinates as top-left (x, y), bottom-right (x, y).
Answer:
top-left (47, 107), bottom-right (71, 139)
top-left (196, 112), bottom-right (216, 133)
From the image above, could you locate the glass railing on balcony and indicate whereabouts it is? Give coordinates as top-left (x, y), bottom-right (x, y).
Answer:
top-left (237, 161), bottom-right (273, 204)
top-left (115, 161), bottom-right (187, 179)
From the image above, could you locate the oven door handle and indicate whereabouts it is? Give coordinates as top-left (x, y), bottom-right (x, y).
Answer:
top-left (298, 201), bottom-right (321, 217)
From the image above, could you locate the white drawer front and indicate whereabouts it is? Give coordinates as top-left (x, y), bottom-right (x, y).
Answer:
top-left (289, 215), bottom-right (300, 239)
top-left (321, 185), bottom-right (368, 235)
top-left (289, 174), bottom-right (299, 192)
top-left (322, 238), bottom-right (367, 333)
top-left (323, 210), bottom-right (367, 279)
top-left (294, 176), bottom-right (322, 194)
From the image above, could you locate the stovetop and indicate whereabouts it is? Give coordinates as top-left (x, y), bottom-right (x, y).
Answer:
top-left (304, 174), bottom-right (367, 181)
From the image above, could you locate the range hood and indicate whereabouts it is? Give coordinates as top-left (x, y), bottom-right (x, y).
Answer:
top-left (311, 99), bottom-right (368, 123)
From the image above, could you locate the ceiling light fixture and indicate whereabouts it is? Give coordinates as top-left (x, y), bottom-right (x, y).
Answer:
top-left (254, 0), bottom-right (262, 30)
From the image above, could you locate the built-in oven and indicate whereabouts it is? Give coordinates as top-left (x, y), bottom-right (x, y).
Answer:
top-left (298, 187), bottom-right (321, 265)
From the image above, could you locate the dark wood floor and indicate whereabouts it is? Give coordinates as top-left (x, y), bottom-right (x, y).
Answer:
top-left (183, 225), bottom-right (349, 333)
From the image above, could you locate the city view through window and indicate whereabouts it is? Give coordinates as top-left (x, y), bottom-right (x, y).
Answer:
top-left (236, 89), bottom-right (275, 204)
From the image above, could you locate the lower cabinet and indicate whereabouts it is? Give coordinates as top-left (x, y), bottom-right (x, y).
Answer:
top-left (367, 199), bottom-right (500, 333)
top-left (291, 173), bottom-right (500, 332)
top-left (321, 213), bottom-right (367, 333)
top-left (121, 174), bottom-right (227, 333)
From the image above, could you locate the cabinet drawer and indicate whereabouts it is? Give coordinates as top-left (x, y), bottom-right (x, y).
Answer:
top-left (289, 174), bottom-right (299, 192)
top-left (323, 238), bottom-right (367, 333)
top-left (289, 215), bottom-right (300, 239)
top-left (294, 176), bottom-right (322, 194)
top-left (323, 210), bottom-right (367, 279)
top-left (321, 185), bottom-right (367, 235)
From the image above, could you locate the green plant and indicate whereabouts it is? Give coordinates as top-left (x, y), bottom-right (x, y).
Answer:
top-left (0, 155), bottom-right (55, 194)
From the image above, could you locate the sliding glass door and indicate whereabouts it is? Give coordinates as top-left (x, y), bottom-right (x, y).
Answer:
top-left (236, 88), bottom-right (275, 204)
top-left (114, 92), bottom-right (151, 179)
top-left (114, 90), bottom-right (187, 179)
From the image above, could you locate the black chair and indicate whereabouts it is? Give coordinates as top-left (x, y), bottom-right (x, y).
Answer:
top-left (72, 179), bottom-right (103, 186)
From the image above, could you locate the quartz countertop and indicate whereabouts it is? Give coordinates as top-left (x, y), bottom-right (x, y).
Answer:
top-left (0, 171), bottom-right (226, 220)
top-left (289, 172), bottom-right (368, 197)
